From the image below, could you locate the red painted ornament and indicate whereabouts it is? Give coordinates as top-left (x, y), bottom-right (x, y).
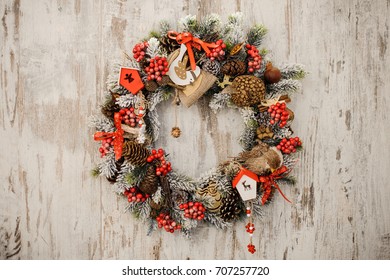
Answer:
top-left (94, 112), bottom-right (124, 161)
top-left (118, 67), bottom-right (144, 95)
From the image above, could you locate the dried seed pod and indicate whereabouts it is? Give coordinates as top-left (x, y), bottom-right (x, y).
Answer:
top-left (230, 75), bottom-right (266, 107)
top-left (171, 127), bottom-right (181, 138)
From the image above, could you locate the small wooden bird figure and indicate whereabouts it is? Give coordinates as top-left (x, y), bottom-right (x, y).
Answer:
top-left (237, 142), bottom-right (283, 175)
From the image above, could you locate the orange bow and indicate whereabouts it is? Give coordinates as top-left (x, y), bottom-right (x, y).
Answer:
top-left (259, 166), bottom-right (291, 205)
top-left (94, 112), bottom-right (124, 161)
top-left (168, 31), bottom-right (218, 71)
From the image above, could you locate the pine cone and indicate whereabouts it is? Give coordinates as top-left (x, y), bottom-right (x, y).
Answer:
top-left (220, 188), bottom-right (242, 221)
top-left (145, 80), bottom-right (158, 92)
top-left (221, 60), bottom-right (246, 76)
top-left (139, 166), bottom-right (158, 194)
top-left (202, 59), bottom-right (221, 76)
top-left (231, 75), bottom-right (266, 107)
top-left (122, 141), bottom-right (150, 166)
top-left (157, 75), bottom-right (172, 86)
top-left (101, 98), bottom-right (120, 119)
top-left (160, 35), bottom-right (180, 53)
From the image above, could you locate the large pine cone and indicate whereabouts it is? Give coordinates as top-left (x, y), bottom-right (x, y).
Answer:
top-left (231, 75), bottom-right (266, 107)
top-left (202, 60), bottom-right (221, 76)
top-left (221, 60), bottom-right (246, 76)
top-left (122, 141), bottom-right (150, 166)
top-left (220, 188), bottom-right (242, 221)
top-left (160, 35), bottom-right (180, 53)
top-left (139, 166), bottom-right (158, 194)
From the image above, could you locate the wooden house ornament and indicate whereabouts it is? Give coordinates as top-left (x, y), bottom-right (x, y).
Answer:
top-left (232, 168), bottom-right (259, 201)
top-left (118, 67), bottom-right (144, 95)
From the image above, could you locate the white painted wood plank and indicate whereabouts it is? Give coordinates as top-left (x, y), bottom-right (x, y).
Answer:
top-left (0, 0), bottom-right (389, 259)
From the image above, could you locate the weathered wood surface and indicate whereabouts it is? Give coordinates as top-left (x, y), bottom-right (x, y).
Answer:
top-left (1, 0), bottom-right (389, 260)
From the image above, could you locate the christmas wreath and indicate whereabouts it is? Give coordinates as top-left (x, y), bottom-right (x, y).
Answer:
top-left (89, 13), bottom-right (306, 254)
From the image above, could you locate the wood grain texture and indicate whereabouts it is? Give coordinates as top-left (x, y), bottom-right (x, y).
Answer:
top-left (1, 0), bottom-right (389, 259)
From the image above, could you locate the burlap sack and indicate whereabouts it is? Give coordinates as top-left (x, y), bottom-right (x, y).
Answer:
top-left (178, 71), bottom-right (218, 107)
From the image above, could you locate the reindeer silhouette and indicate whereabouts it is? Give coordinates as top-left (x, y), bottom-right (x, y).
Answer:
top-left (242, 180), bottom-right (251, 191)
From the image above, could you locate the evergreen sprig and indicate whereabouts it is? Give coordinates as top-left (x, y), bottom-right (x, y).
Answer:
top-left (247, 24), bottom-right (268, 48)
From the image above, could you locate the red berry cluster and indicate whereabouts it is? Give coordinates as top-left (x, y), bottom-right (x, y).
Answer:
top-left (247, 244), bottom-right (256, 254)
top-left (245, 222), bottom-right (255, 234)
top-left (124, 187), bottom-right (150, 203)
top-left (277, 137), bottom-right (302, 154)
top-left (156, 213), bottom-right (181, 233)
top-left (146, 148), bottom-right (172, 176)
top-left (245, 44), bottom-right (262, 73)
top-left (179, 201), bottom-right (205, 220)
top-left (98, 138), bottom-right (113, 157)
top-left (268, 102), bottom-right (289, 128)
top-left (206, 39), bottom-right (226, 61)
top-left (145, 56), bottom-right (169, 82)
top-left (118, 107), bottom-right (145, 128)
top-left (133, 41), bottom-right (149, 62)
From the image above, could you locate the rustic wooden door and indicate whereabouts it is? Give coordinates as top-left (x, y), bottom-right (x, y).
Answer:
top-left (1, 0), bottom-right (389, 259)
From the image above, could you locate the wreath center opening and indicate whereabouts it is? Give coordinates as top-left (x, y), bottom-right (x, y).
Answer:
top-left (155, 99), bottom-right (243, 178)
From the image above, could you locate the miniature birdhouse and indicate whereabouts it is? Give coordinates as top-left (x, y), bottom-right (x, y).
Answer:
top-left (118, 67), bottom-right (144, 95)
top-left (232, 168), bottom-right (259, 201)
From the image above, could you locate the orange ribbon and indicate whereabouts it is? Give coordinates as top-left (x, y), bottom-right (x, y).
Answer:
top-left (94, 112), bottom-right (124, 161)
top-left (168, 31), bottom-right (218, 71)
top-left (259, 165), bottom-right (291, 205)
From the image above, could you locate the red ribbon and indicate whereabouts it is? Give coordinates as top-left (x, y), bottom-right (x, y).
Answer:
top-left (94, 112), bottom-right (124, 161)
top-left (168, 31), bottom-right (218, 71)
top-left (259, 166), bottom-right (291, 205)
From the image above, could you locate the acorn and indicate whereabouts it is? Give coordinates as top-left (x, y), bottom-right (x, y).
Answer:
top-left (264, 62), bottom-right (281, 84)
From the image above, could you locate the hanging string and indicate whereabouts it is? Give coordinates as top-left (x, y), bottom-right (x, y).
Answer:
top-left (171, 90), bottom-right (182, 138)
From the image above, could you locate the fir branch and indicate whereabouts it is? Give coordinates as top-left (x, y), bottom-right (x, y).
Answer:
top-left (152, 186), bottom-right (163, 204)
top-left (251, 194), bottom-right (264, 218)
top-left (98, 151), bottom-right (118, 179)
top-left (221, 12), bottom-right (245, 45)
top-left (136, 125), bottom-right (147, 144)
top-left (198, 13), bottom-right (222, 38)
top-left (146, 91), bottom-right (165, 111)
top-left (239, 108), bottom-right (257, 127)
top-left (168, 172), bottom-right (196, 193)
top-left (247, 24), bottom-right (268, 48)
top-left (197, 168), bottom-right (232, 195)
top-left (204, 212), bottom-right (232, 229)
top-left (273, 126), bottom-right (293, 139)
top-left (113, 161), bottom-right (134, 194)
top-left (149, 30), bottom-right (161, 39)
top-left (239, 127), bottom-right (257, 151)
top-left (147, 219), bottom-right (158, 236)
top-left (125, 165), bottom-right (148, 186)
top-left (135, 199), bottom-right (152, 221)
top-left (88, 115), bottom-right (114, 132)
top-left (115, 94), bottom-right (141, 108)
top-left (159, 20), bottom-right (171, 34)
top-left (282, 154), bottom-right (299, 170)
top-left (144, 109), bottom-right (160, 142)
top-left (280, 63), bottom-right (308, 80)
top-left (90, 167), bottom-right (101, 177)
top-left (239, 108), bottom-right (259, 151)
top-left (276, 176), bottom-right (297, 186)
top-left (178, 15), bottom-right (198, 33)
top-left (267, 79), bottom-right (301, 98)
top-left (209, 92), bottom-right (231, 112)
top-left (146, 37), bottom-right (166, 58)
